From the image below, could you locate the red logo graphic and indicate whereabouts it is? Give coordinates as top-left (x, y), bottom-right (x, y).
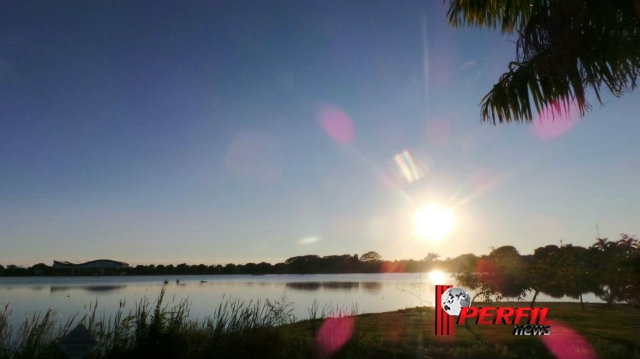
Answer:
top-left (435, 285), bottom-right (552, 336)
top-left (435, 285), bottom-right (454, 335)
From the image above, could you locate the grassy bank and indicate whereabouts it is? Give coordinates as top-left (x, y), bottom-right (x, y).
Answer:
top-left (0, 287), bottom-right (638, 359)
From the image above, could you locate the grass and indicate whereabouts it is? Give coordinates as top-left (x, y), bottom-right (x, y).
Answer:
top-left (0, 288), bottom-right (639, 359)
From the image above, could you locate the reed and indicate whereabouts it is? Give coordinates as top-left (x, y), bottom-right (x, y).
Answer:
top-left (0, 291), bottom-right (637, 359)
top-left (0, 284), bottom-right (319, 358)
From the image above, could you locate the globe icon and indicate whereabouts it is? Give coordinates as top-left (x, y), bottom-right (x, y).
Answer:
top-left (441, 287), bottom-right (471, 316)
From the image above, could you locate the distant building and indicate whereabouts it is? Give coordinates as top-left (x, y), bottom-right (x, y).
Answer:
top-left (53, 259), bottom-right (129, 276)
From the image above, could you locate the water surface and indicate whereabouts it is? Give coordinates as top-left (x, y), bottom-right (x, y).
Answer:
top-left (0, 273), bottom-right (603, 329)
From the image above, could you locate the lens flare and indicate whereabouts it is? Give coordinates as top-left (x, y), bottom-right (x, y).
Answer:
top-left (532, 101), bottom-right (579, 140)
top-left (428, 270), bottom-right (446, 284)
top-left (318, 105), bottom-right (354, 144)
top-left (413, 203), bottom-right (454, 241)
top-left (540, 322), bottom-right (597, 359)
top-left (298, 236), bottom-right (320, 245)
top-left (394, 150), bottom-right (422, 183)
top-left (314, 315), bottom-right (355, 356)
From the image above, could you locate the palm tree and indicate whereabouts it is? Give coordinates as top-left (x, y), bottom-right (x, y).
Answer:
top-left (616, 234), bottom-right (639, 253)
top-left (446, 0), bottom-right (640, 124)
top-left (424, 252), bottom-right (441, 262)
top-left (592, 238), bottom-right (613, 251)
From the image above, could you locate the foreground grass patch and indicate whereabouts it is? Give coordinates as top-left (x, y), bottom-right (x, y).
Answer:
top-left (1, 292), bottom-right (639, 359)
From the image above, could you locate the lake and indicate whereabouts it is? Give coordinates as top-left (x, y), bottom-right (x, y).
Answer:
top-left (0, 273), bottom-right (604, 329)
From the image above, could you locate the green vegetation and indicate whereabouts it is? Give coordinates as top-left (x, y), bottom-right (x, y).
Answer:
top-left (3, 234), bottom-right (639, 307)
top-left (2, 234), bottom-right (639, 308)
top-left (0, 287), bottom-right (638, 359)
top-left (0, 251), bottom-right (466, 277)
top-left (455, 234), bottom-right (640, 307)
top-left (446, 0), bottom-right (640, 124)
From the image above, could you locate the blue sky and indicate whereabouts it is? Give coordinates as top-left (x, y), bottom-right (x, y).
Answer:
top-left (1, 1), bottom-right (639, 267)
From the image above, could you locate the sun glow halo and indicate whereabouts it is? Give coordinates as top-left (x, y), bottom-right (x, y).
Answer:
top-left (413, 203), bottom-right (455, 241)
top-left (428, 270), bottom-right (446, 284)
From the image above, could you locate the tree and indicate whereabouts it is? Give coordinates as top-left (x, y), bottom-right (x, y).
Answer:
top-left (453, 246), bottom-right (529, 302)
top-left (423, 253), bottom-right (440, 262)
top-left (622, 246), bottom-right (640, 306)
top-left (284, 255), bottom-right (321, 274)
top-left (447, 0), bottom-right (640, 124)
top-left (560, 245), bottom-right (601, 310)
top-left (360, 251), bottom-right (382, 262)
top-left (480, 246), bottom-right (529, 300)
top-left (525, 245), bottom-right (560, 307)
top-left (454, 246), bottom-right (530, 302)
top-left (454, 268), bottom-right (500, 303)
top-left (591, 234), bottom-right (640, 305)
top-left (593, 238), bottom-right (613, 251)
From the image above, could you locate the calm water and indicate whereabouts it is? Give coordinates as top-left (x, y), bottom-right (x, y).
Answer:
top-left (0, 273), bottom-right (603, 329)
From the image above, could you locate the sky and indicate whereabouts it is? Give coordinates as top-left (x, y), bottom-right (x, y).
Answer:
top-left (1, 1), bottom-right (639, 267)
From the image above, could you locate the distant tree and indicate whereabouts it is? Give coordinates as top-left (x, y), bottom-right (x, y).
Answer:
top-left (403, 259), bottom-right (422, 273)
top-left (273, 262), bottom-right (288, 274)
top-left (593, 238), bottom-right (614, 251)
top-left (445, 253), bottom-right (478, 273)
top-left (28, 263), bottom-right (52, 276)
top-left (154, 265), bottom-right (165, 274)
top-left (285, 255), bottom-right (322, 274)
top-left (360, 251), bottom-right (382, 262)
top-left (255, 262), bottom-right (272, 274)
top-left (223, 263), bottom-right (236, 274)
top-left (196, 264), bottom-right (207, 274)
top-left (424, 253), bottom-right (440, 262)
top-left (166, 264), bottom-right (175, 274)
top-left (243, 263), bottom-right (257, 274)
top-left (320, 255), bottom-right (356, 273)
top-left (4, 265), bottom-right (26, 276)
top-left (177, 263), bottom-right (189, 274)
top-left (615, 234), bottom-right (639, 254)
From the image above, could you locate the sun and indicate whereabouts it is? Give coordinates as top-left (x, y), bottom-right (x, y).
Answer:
top-left (428, 270), bottom-right (447, 284)
top-left (413, 203), bottom-right (455, 241)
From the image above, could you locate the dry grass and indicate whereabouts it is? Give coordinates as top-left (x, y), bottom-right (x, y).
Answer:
top-left (1, 292), bottom-right (639, 359)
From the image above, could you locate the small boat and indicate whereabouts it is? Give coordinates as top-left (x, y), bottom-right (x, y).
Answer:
top-left (200, 280), bottom-right (207, 283)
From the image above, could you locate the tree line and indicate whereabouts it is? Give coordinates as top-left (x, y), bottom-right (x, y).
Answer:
top-left (0, 251), bottom-right (461, 277)
top-left (454, 234), bottom-right (640, 308)
top-left (2, 234), bottom-right (638, 306)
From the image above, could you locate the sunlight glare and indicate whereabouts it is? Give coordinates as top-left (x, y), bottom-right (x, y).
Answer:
top-left (413, 203), bottom-right (454, 240)
top-left (428, 270), bottom-right (446, 285)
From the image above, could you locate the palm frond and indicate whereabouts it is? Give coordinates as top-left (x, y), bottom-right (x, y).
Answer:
top-left (448, 0), bottom-right (640, 123)
top-left (447, 0), bottom-right (545, 33)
